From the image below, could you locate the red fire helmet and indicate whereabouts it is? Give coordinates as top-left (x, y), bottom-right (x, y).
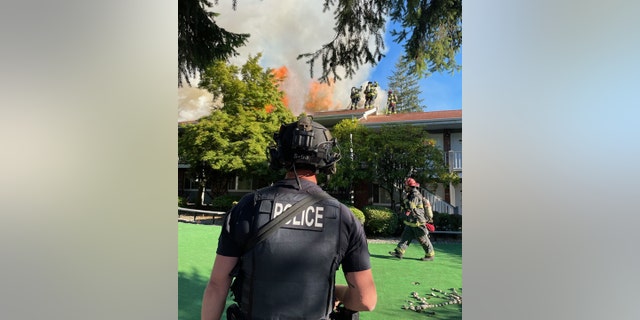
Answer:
top-left (405, 178), bottom-right (420, 187)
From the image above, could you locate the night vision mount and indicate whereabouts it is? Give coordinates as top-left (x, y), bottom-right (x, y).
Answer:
top-left (267, 116), bottom-right (341, 174)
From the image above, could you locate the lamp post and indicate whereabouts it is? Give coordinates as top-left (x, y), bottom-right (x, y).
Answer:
top-left (349, 132), bottom-right (354, 204)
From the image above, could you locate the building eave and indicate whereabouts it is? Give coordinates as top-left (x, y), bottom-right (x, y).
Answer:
top-left (313, 109), bottom-right (462, 131)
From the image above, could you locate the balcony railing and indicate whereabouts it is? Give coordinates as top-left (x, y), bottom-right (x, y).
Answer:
top-left (447, 150), bottom-right (462, 171)
top-left (421, 189), bottom-right (456, 214)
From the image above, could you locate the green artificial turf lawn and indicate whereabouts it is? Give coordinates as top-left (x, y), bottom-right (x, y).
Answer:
top-left (179, 223), bottom-right (462, 320)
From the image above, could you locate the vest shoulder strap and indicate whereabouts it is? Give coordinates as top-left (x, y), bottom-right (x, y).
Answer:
top-left (242, 191), bottom-right (332, 253)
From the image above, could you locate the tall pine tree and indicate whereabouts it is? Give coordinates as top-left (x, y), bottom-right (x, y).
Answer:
top-left (298, 0), bottom-right (461, 83)
top-left (387, 56), bottom-right (426, 113)
top-left (178, 0), bottom-right (249, 86)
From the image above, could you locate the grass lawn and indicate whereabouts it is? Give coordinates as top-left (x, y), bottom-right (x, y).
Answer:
top-left (179, 222), bottom-right (462, 320)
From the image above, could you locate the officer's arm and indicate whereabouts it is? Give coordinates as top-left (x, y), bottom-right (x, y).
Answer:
top-left (202, 254), bottom-right (239, 320)
top-left (335, 269), bottom-right (377, 311)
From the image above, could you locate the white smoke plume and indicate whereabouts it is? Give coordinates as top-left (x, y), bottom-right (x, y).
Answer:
top-left (178, 0), bottom-right (381, 121)
top-left (177, 86), bottom-right (222, 122)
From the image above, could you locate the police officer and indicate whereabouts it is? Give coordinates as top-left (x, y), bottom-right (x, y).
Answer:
top-left (201, 115), bottom-right (377, 320)
top-left (389, 177), bottom-right (436, 261)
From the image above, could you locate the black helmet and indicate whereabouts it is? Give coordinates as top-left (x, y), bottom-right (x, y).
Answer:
top-left (267, 115), bottom-right (341, 174)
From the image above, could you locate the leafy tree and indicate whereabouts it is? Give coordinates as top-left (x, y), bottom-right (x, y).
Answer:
top-left (325, 118), bottom-right (373, 195)
top-left (366, 124), bottom-right (448, 209)
top-left (178, 55), bottom-right (296, 203)
top-left (330, 120), bottom-right (449, 210)
top-left (178, 0), bottom-right (249, 86)
top-left (387, 55), bottom-right (426, 112)
top-left (297, 0), bottom-right (461, 82)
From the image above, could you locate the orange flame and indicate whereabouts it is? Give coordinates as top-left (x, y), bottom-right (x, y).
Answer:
top-left (272, 66), bottom-right (288, 82)
top-left (271, 66), bottom-right (290, 109)
top-left (304, 78), bottom-right (339, 112)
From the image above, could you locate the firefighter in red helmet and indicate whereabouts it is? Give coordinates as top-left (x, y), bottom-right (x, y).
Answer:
top-left (389, 177), bottom-right (436, 260)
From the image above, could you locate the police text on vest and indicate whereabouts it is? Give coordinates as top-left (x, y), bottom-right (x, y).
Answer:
top-left (273, 202), bottom-right (324, 231)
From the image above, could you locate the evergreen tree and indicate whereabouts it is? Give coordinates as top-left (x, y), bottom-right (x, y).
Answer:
top-left (298, 0), bottom-right (461, 82)
top-left (387, 56), bottom-right (426, 113)
top-left (178, 0), bottom-right (249, 86)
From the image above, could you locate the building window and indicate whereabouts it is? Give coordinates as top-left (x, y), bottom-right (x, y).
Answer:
top-left (183, 176), bottom-right (199, 190)
top-left (373, 184), bottom-right (393, 204)
top-left (228, 176), bottom-right (252, 191)
top-left (379, 188), bottom-right (392, 204)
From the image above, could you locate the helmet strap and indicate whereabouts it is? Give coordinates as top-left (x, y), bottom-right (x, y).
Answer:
top-left (292, 162), bottom-right (302, 190)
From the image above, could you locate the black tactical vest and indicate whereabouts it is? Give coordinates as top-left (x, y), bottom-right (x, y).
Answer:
top-left (231, 186), bottom-right (342, 320)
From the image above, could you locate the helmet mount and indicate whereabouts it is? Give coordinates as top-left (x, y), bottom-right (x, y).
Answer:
top-left (268, 115), bottom-right (341, 175)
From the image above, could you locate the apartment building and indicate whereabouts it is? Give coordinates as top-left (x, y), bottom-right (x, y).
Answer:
top-left (310, 108), bottom-right (462, 214)
top-left (178, 109), bottom-right (462, 214)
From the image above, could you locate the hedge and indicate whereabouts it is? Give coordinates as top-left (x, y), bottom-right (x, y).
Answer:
top-left (433, 211), bottom-right (462, 231)
top-left (346, 205), bottom-right (366, 225)
top-left (362, 205), bottom-right (398, 237)
top-left (210, 195), bottom-right (243, 212)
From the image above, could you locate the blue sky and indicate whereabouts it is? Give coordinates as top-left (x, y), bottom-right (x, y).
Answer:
top-left (368, 24), bottom-right (462, 111)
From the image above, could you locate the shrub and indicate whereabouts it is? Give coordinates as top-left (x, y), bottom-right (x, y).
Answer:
top-left (362, 205), bottom-right (398, 237)
top-left (433, 211), bottom-right (462, 231)
top-left (210, 194), bottom-right (242, 212)
top-left (346, 205), bottom-right (366, 225)
top-left (178, 196), bottom-right (187, 207)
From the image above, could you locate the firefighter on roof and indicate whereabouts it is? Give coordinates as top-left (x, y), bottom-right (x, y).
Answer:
top-left (386, 90), bottom-right (398, 114)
